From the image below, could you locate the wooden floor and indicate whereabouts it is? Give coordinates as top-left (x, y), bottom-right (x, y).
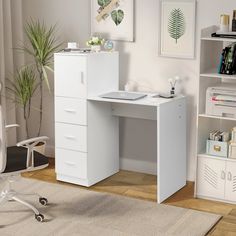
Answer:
top-left (22, 158), bottom-right (236, 236)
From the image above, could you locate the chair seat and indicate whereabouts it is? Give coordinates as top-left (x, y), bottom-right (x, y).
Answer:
top-left (3, 146), bottom-right (49, 173)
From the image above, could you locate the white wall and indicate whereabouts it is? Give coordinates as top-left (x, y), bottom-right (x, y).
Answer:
top-left (20, 0), bottom-right (236, 180)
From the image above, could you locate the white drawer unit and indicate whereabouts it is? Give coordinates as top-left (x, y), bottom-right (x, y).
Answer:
top-left (54, 52), bottom-right (119, 187)
top-left (196, 156), bottom-right (236, 203)
top-left (55, 97), bottom-right (87, 125)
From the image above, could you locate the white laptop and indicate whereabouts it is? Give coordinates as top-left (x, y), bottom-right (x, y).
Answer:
top-left (100, 91), bottom-right (147, 101)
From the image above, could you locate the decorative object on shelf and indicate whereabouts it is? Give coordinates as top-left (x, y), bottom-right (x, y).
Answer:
top-left (231, 127), bottom-right (236, 143)
top-left (229, 127), bottom-right (236, 159)
top-left (160, 0), bottom-right (196, 59)
top-left (232, 10), bottom-right (236, 32)
top-left (218, 43), bottom-right (236, 75)
top-left (86, 36), bottom-right (105, 52)
top-left (104, 40), bottom-right (114, 51)
top-left (67, 42), bottom-right (79, 49)
top-left (168, 76), bottom-right (180, 97)
top-left (219, 14), bottom-right (230, 33)
top-left (91, 0), bottom-right (134, 42)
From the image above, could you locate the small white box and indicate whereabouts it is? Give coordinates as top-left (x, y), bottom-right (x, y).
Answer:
top-left (206, 140), bottom-right (228, 158)
top-left (229, 142), bottom-right (236, 159)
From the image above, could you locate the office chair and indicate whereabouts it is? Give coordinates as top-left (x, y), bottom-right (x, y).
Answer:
top-left (0, 83), bottom-right (49, 222)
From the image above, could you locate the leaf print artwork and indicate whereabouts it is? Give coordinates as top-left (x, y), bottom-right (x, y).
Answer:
top-left (97, 0), bottom-right (111, 7)
top-left (168, 8), bottom-right (186, 43)
top-left (111, 10), bottom-right (124, 26)
top-left (96, 0), bottom-right (124, 26)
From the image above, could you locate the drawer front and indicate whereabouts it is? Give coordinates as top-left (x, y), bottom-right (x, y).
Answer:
top-left (55, 97), bottom-right (87, 125)
top-left (55, 55), bottom-right (87, 98)
top-left (56, 148), bottom-right (87, 179)
top-left (55, 123), bottom-right (87, 152)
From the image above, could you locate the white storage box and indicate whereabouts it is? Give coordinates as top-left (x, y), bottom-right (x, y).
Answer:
top-left (206, 140), bottom-right (228, 157)
top-left (229, 142), bottom-right (236, 159)
top-left (206, 86), bottom-right (236, 118)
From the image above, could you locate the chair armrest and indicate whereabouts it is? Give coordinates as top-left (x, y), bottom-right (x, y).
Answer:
top-left (17, 136), bottom-right (49, 148)
top-left (17, 136), bottom-right (49, 169)
top-left (5, 124), bottom-right (20, 129)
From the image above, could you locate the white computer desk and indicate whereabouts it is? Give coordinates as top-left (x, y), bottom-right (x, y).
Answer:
top-left (88, 92), bottom-right (187, 203)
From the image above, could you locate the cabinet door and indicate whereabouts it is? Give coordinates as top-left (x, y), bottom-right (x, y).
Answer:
top-left (55, 55), bottom-right (87, 99)
top-left (225, 161), bottom-right (236, 202)
top-left (197, 157), bottom-right (225, 200)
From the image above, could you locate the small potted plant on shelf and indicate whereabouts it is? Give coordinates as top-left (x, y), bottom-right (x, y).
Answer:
top-left (86, 36), bottom-right (105, 52)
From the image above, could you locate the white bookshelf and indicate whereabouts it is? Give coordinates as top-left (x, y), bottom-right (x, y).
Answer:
top-left (195, 26), bottom-right (236, 203)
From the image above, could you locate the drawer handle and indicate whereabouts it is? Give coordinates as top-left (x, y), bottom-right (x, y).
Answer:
top-left (221, 171), bottom-right (226, 180)
top-left (65, 161), bottom-right (76, 166)
top-left (228, 172), bottom-right (232, 181)
top-left (64, 109), bottom-right (76, 113)
top-left (64, 135), bottom-right (76, 140)
top-left (214, 145), bottom-right (221, 152)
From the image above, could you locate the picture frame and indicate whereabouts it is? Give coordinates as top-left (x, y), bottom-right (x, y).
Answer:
top-left (91, 0), bottom-right (134, 42)
top-left (160, 0), bottom-right (196, 59)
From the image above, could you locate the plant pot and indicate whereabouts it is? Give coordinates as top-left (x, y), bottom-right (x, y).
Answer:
top-left (91, 45), bottom-right (101, 52)
top-left (33, 142), bottom-right (46, 155)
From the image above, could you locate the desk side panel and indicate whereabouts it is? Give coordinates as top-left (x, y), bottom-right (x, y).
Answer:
top-left (87, 101), bottom-right (119, 185)
top-left (157, 97), bottom-right (187, 203)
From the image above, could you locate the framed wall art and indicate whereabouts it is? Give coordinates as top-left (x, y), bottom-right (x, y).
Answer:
top-left (160, 0), bottom-right (196, 59)
top-left (91, 0), bottom-right (134, 42)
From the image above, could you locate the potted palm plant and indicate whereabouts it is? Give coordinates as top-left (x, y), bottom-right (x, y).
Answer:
top-left (7, 66), bottom-right (38, 139)
top-left (23, 20), bottom-right (61, 137)
top-left (7, 19), bottom-right (61, 155)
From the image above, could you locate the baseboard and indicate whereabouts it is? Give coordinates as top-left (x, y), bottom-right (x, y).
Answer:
top-left (120, 157), bottom-right (157, 175)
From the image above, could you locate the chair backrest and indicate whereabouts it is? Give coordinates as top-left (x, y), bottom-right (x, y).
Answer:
top-left (0, 81), bottom-right (7, 173)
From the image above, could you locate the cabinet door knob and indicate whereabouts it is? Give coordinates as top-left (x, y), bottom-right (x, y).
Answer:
top-left (221, 171), bottom-right (226, 180)
top-left (227, 172), bottom-right (232, 181)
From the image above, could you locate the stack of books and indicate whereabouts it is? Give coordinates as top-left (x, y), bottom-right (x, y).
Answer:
top-left (218, 43), bottom-right (236, 75)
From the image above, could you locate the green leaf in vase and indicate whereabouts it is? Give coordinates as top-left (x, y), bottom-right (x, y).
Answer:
top-left (98, 0), bottom-right (111, 7)
top-left (111, 10), bottom-right (124, 26)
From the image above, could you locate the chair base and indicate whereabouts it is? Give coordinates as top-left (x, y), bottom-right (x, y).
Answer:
top-left (0, 175), bottom-right (48, 222)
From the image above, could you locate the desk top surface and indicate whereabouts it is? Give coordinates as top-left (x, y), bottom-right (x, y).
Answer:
top-left (88, 92), bottom-right (185, 107)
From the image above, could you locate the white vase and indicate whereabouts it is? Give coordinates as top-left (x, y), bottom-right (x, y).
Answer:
top-left (91, 45), bottom-right (101, 52)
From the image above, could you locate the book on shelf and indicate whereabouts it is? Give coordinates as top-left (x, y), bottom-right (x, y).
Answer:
top-left (218, 43), bottom-right (236, 75)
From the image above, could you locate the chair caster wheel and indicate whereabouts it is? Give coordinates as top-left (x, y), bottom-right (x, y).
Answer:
top-left (39, 197), bottom-right (48, 206)
top-left (35, 213), bottom-right (44, 222)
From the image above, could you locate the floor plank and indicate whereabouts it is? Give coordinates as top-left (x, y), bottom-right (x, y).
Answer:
top-left (22, 158), bottom-right (236, 235)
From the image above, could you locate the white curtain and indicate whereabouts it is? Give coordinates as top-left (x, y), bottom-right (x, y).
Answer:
top-left (0, 0), bottom-right (17, 146)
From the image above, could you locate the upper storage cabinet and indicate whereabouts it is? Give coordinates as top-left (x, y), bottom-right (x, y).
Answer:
top-left (55, 55), bottom-right (87, 99)
top-left (54, 52), bottom-right (119, 99)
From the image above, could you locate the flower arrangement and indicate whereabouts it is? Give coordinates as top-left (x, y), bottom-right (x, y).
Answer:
top-left (86, 36), bottom-right (105, 46)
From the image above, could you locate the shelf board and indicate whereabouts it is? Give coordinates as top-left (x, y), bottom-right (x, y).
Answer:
top-left (199, 114), bottom-right (236, 121)
top-left (198, 153), bottom-right (236, 162)
top-left (201, 36), bottom-right (236, 43)
top-left (200, 68), bottom-right (236, 80)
